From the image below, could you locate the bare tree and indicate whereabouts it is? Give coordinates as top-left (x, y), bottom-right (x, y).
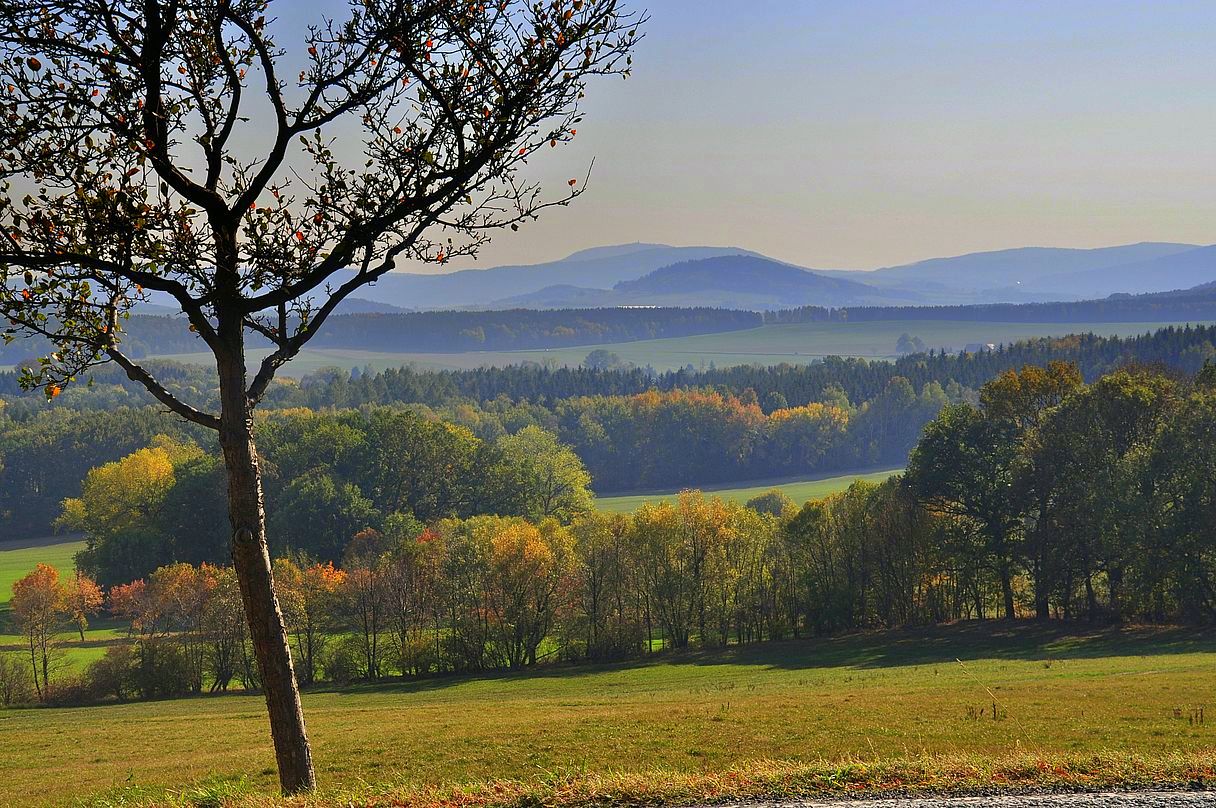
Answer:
top-left (0, 0), bottom-right (640, 793)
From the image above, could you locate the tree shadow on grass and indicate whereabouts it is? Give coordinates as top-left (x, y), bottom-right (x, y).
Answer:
top-left (694, 621), bottom-right (1216, 672)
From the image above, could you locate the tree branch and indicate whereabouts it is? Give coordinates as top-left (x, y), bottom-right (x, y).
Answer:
top-left (106, 347), bottom-right (222, 429)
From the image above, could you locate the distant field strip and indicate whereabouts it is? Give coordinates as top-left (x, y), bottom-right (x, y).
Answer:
top-left (0, 539), bottom-right (139, 671)
top-left (595, 468), bottom-right (902, 512)
top-left (152, 319), bottom-right (1215, 375)
top-left (0, 538), bottom-right (84, 607)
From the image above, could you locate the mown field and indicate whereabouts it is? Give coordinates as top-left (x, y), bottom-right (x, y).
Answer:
top-left (0, 539), bottom-right (84, 607)
top-left (1, 624), bottom-right (1216, 806)
top-left (149, 319), bottom-right (1213, 375)
top-left (0, 539), bottom-right (123, 671)
top-left (595, 468), bottom-right (901, 513)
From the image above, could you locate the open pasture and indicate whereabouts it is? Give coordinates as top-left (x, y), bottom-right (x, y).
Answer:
top-left (2, 623), bottom-right (1216, 806)
top-left (0, 539), bottom-right (114, 671)
top-left (595, 468), bottom-right (902, 513)
top-left (0, 538), bottom-right (84, 608)
top-left (149, 319), bottom-right (1213, 376)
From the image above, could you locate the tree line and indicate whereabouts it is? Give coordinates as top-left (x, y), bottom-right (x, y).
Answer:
top-left (5, 326), bottom-right (1213, 416)
top-left (54, 415), bottom-right (594, 588)
top-left (6, 359), bottom-right (1214, 706)
top-left (238, 324), bottom-right (1216, 412)
top-left (5, 289), bottom-right (1212, 371)
top-left (0, 306), bottom-right (762, 365)
top-left (765, 287), bottom-right (1216, 325)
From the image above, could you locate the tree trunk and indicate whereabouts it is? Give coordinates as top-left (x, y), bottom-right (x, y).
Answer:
top-left (217, 347), bottom-right (316, 795)
top-left (998, 561), bottom-right (1016, 620)
top-left (1108, 565), bottom-right (1124, 624)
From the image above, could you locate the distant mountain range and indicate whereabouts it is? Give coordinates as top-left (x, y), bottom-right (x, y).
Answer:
top-left (501, 255), bottom-right (923, 309)
top-left (820, 242), bottom-right (1199, 300)
top-left (133, 240), bottom-right (1216, 313)
top-left (327, 244), bottom-right (764, 310)
top-left (331, 241), bottom-right (1215, 312)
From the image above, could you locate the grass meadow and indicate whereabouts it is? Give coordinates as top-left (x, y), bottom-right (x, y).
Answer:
top-left (1, 623), bottom-right (1215, 806)
top-left (595, 468), bottom-right (902, 513)
top-left (0, 539), bottom-right (85, 607)
top-left (148, 319), bottom-right (1214, 376)
top-left (0, 539), bottom-right (122, 671)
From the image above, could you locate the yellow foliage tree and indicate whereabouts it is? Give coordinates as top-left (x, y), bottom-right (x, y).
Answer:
top-left (481, 517), bottom-right (574, 667)
top-left (57, 441), bottom-right (188, 539)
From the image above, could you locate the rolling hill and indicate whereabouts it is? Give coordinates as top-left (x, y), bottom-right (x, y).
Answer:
top-left (609, 255), bottom-right (913, 308)
top-left (819, 242), bottom-right (1201, 302)
top-left (1034, 244), bottom-right (1216, 298)
top-left (495, 255), bottom-right (924, 309)
top-left (127, 240), bottom-right (1216, 316)
top-left (326, 243), bottom-right (763, 310)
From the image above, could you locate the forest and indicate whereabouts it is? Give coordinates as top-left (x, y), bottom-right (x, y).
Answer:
top-left (5, 361), bottom-right (1214, 707)
top-left (3, 324), bottom-right (1215, 539)
top-left (767, 285), bottom-right (1216, 324)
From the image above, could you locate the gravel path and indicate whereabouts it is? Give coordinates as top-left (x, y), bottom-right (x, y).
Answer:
top-left (727, 794), bottom-right (1216, 807)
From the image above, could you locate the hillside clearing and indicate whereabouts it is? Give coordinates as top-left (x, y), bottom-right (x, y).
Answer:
top-left (595, 468), bottom-right (902, 512)
top-left (0, 539), bottom-right (84, 608)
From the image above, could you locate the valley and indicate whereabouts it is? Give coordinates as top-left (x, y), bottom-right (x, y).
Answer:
top-left (146, 318), bottom-right (1216, 375)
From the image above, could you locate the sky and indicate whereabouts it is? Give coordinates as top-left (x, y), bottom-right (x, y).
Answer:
top-left (304, 1), bottom-right (1216, 272)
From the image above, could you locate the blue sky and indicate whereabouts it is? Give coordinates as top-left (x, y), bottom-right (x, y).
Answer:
top-left (301, 1), bottom-right (1216, 270)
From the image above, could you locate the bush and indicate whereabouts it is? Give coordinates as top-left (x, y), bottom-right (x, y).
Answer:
top-left (132, 640), bottom-right (193, 700)
top-left (44, 674), bottom-right (104, 707)
top-left (395, 634), bottom-right (440, 677)
top-left (322, 635), bottom-right (364, 684)
top-left (0, 652), bottom-right (34, 706)
top-left (85, 644), bottom-right (138, 702)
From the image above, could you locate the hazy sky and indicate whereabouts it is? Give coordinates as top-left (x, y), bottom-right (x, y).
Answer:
top-left (308, 1), bottom-right (1216, 271)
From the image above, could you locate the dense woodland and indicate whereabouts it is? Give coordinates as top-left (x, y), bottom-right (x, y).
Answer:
top-left (2, 325), bottom-right (1215, 540)
top-left (767, 286), bottom-right (1216, 324)
top-left (4, 361), bottom-right (1214, 707)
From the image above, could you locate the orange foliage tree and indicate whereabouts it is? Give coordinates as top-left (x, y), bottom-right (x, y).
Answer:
top-left (9, 564), bottom-right (69, 701)
top-left (65, 572), bottom-right (104, 642)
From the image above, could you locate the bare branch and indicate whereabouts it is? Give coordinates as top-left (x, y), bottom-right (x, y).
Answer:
top-left (107, 346), bottom-right (222, 429)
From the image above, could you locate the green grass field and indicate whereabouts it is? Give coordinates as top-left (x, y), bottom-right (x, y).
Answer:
top-left (595, 468), bottom-right (901, 513)
top-left (151, 319), bottom-right (1214, 376)
top-left (0, 539), bottom-right (84, 608)
top-left (0, 539), bottom-right (109, 669)
top-left (2, 623), bottom-right (1216, 806)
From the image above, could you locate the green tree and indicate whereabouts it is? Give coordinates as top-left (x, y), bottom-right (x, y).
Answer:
top-left (569, 512), bottom-right (642, 660)
top-left (357, 410), bottom-right (480, 521)
top-left (487, 426), bottom-right (593, 522)
top-left (1033, 370), bottom-right (1177, 621)
top-left (981, 362), bottom-right (1081, 619)
top-left (906, 404), bottom-right (1023, 619)
top-left (268, 471), bottom-right (379, 562)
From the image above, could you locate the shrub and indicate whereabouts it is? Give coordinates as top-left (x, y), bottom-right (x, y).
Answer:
top-left (132, 640), bottom-right (193, 700)
top-left (44, 674), bottom-right (102, 707)
top-left (395, 634), bottom-right (440, 678)
top-left (0, 652), bottom-right (34, 706)
top-left (85, 644), bottom-right (138, 702)
top-left (322, 636), bottom-right (364, 684)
